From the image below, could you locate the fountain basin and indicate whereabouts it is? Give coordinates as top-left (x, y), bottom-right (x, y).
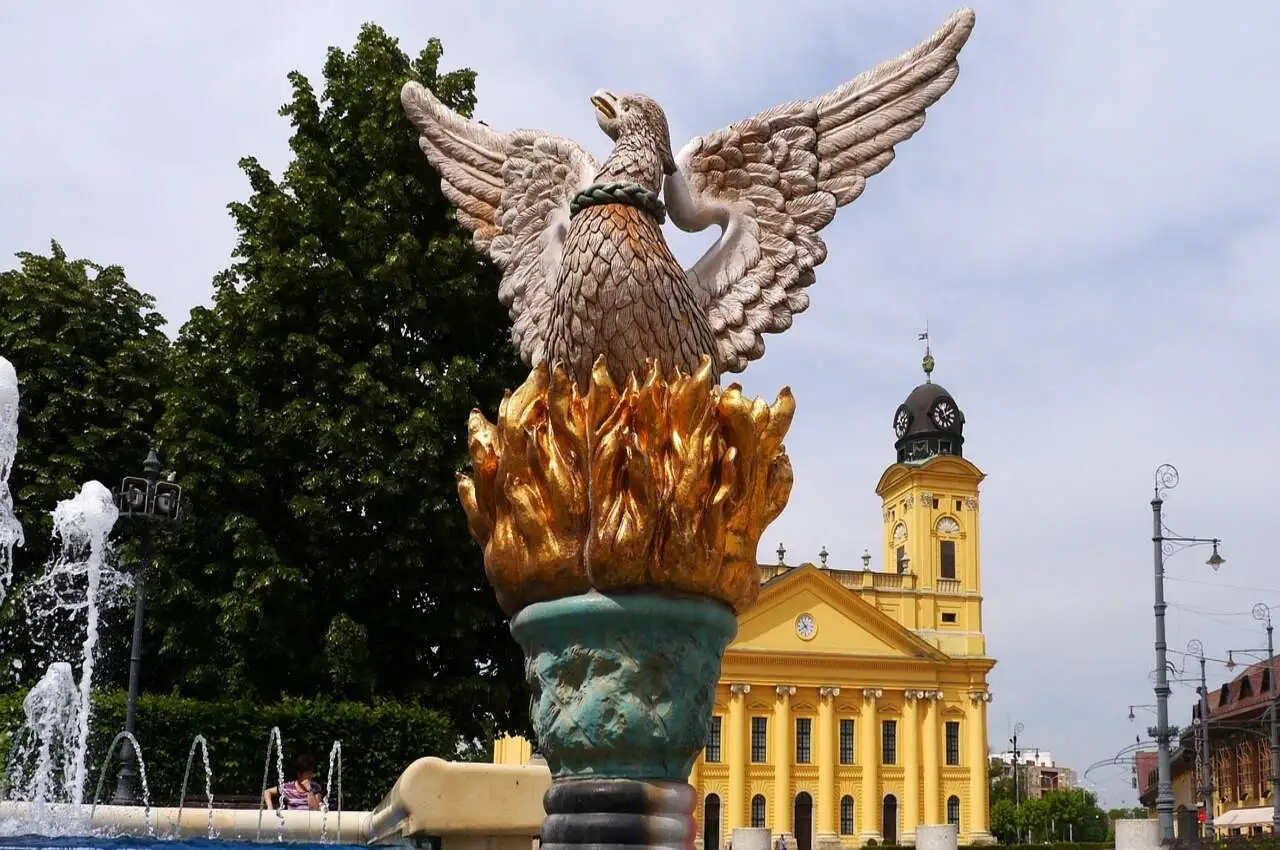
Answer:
top-left (0, 803), bottom-right (372, 843)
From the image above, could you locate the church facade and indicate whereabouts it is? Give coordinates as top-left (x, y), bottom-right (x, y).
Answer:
top-left (494, 359), bottom-right (997, 848)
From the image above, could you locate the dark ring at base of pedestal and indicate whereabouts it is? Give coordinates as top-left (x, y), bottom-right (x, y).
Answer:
top-left (541, 779), bottom-right (695, 850)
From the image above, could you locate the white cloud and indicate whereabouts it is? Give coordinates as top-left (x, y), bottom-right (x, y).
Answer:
top-left (2, 0), bottom-right (1277, 808)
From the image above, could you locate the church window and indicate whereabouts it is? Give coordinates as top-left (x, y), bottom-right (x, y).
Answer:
top-left (840, 796), bottom-right (855, 834)
top-left (706, 716), bottom-right (722, 763)
top-left (751, 795), bottom-right (766, 828)
top-left (839, 719), bottom-right (855, 764)
top-left (939, 540), bottom-right (956, 579)
top-left (895, 546), bottom-right (907, 575)
top-left (947, 795), bottom-right (961, 827)
top-left (955, 499), bottom-right (963, 512)
top-left (751, 717), bottom-right (768, 762)
top-left (939, 439), bottom-right (952, 454)
top-left (932, 497), bottom-right (940, 510)
top-left (946, 721), bottom-right (961, 765)
top-left (936, 516), bottom-right (961, 535)
top-left (881, 719), bottom-right (897, 765)
top-left (796, 718), bottom-right (812, 763)
top-left (941, 612), bottom-right (957, 624)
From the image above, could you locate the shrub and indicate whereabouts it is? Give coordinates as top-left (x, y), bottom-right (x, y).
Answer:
top-left (0, 690), bottom-right (456, 810)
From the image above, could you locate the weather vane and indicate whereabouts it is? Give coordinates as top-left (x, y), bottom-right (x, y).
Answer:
top-left (919, 323), bottom-right (935, 381)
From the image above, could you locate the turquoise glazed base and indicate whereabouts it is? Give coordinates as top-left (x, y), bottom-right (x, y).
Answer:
top-left (510, 590), bottom-right (737, 780)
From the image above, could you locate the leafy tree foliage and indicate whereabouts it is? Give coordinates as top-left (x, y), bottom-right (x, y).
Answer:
top-left (988, 760), bottom-right (1110, 843)
top-left (0, 242), bottom-right (169, 681)
top-left (151, 25), bottom-right (527, 740)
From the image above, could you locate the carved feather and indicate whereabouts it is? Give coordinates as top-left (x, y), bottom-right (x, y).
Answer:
top-left (401, 81), bottom-right (599, 365)
top-left (665, 8), bottom-right (975, 372)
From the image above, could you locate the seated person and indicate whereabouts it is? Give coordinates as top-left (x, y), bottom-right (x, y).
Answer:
top-left (263, 755), bottom-right (323, 811)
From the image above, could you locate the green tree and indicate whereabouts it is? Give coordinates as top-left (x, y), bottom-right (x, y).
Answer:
top-left (151, 25), bottom-right (527, 741)
top-left (990, 798), bottom-right (1017, 843)
top-left (0, 242), bottom-right (169, 682)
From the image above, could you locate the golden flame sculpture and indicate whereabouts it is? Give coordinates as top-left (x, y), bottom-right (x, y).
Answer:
top-left (457, 356), bottom-right (794, 616)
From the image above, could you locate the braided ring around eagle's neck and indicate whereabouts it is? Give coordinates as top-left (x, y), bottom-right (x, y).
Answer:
top-left (569, 181), bottom-right (667, 225)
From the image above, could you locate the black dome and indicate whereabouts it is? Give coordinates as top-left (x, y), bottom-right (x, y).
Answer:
top-left (892, 370), bottom-right (965, 464)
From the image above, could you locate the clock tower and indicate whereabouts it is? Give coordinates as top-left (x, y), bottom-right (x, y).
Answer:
top-left (876, 349), bottom-right (987, 659)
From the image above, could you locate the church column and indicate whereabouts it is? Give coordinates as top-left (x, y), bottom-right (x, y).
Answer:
top-left (728, 683), bottom-right (751, 830)
top-left (774, 686), bottom-right (796, 837)
top-left (967, 690), bottom-right (994, 841)
top-left (903, 691), bottom-right (921, 844)
top-left (858, 688), bottom-right (883, 843)
top-left (922, 691), bottom-right (941, 825)
top-left (817, 687), bottom-right (840, 839)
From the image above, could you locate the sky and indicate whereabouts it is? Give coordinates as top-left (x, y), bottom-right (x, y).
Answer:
top-left (1, 0), bottom-right (1277, 809)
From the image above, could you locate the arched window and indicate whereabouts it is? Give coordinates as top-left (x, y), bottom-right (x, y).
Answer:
top-left (947, 795), bottom-right (961, 828)
top-left (703, 794), bottom-right (721, 850)
top-left (839, 795), bottom-right (855, 835)
top-left (751, 794), bottom-right (767, 828)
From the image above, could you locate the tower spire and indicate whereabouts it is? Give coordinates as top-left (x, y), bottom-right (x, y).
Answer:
top-left (919, 324), bottom-right (934, 382)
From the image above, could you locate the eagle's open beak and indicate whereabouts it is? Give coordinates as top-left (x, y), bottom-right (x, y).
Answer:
top-left (591, 91), bottom-right (617, 120)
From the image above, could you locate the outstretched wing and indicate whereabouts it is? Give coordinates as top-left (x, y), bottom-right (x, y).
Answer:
top-left (401, 81), bottom-right (599, 366)
top-left (664, 9), bottom-right (975, 372)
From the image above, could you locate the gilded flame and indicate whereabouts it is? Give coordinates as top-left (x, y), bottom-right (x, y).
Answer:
top-left (457, 356), bottom-right (794, 616)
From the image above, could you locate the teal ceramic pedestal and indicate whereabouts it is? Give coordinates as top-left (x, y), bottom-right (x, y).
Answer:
top-left (511, 591), bottom-right (737, 850)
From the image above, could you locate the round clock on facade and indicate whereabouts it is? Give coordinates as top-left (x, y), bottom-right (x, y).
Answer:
top-left (930, 397), bottom-right (959, 429)
top-left (893, 404), bottom-right (912, 438)
top-left (795, 613), bottom-right (817, 640)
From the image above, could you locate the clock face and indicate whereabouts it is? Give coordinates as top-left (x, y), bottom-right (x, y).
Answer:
top-left (930, 397), bottom-right (959, 429)
top-left (893, 405), bottom-right (912, 438)
top-left (795, 613), bottom-right (817, 640)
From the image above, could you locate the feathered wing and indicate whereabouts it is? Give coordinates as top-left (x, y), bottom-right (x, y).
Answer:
top-left (401, 81), bottom-right (599, 366)
top-left (664, 8), bottom-right (976, 372)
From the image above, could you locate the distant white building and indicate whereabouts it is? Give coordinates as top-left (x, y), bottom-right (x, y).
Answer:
top-left (992, 749), bottom-right (1056, 768)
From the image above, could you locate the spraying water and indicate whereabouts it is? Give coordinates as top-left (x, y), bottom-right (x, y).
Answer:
top-left (320, 740), bottom-right (342, 843)
top-left (0, 356), bottom-right (24, 605)
top-left (49, 482), bottom-right (123, 805)
top-left (89, 731), bottom-right (152, 834)
top-left (5, 481), bottom-right (128, 817)
top-left (256, 726), bottom-right (287, 843)
top-left (3, 663), bottom-right (79, 807)
top-left (175, 734), bottom-right (215, 839)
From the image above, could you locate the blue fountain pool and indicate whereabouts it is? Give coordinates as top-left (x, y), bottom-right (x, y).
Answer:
top-left (0, 839), bottom-right (367, 850)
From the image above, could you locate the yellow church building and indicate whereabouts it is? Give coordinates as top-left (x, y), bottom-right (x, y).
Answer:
top-left (495, 358), bottom-right (997, 849)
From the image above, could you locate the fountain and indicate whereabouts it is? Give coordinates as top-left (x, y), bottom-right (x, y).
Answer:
top-left (175, 734), bottom-right (216, 839)
top-left (89, 731), bottom-right (153, 834)
top-left (0, 480), bottom-right (126, 835)
top-left (320, 741), bottom-right (343, 843)
top-left (0, 356), bottom-right (22, 604)
top-left (256, 726), bottom-right (287, 842)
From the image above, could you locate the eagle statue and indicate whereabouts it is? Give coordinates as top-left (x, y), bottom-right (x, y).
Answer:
top-left (402, 9), bottom-right (975, 389)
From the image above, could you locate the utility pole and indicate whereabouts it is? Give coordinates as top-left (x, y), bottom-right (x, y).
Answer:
top-left (1260, 606), bottom-right (1280, 836)
top-left (1188, 639), bottom-right (1214, 840)
top-left (1149, 465), bottom-right (1225, 846)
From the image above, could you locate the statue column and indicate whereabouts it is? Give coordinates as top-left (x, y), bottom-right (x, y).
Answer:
top-left (903, 690), bottom-right (921, 844)
top-left (817, 687), bottom-right (841, 842)
top-left (728, 683), bottom-right (751, 830)
top-left (922, 691), bottom-right (941, 826)
top-left (858, 688), bottom-right (883, 844)
top-left (967, 691), bottom-right (994, 842)
top-left (774, 686), bottom-right (796, 837)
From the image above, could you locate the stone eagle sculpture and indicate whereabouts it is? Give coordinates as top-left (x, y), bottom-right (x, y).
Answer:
top-left (402, 9), bottom-right (975, 388)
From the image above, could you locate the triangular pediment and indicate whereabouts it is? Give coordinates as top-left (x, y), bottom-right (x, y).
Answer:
top-left (729, 565), bottom-right (949, 662)
top-left (875, 454), bottom-right (986, 498)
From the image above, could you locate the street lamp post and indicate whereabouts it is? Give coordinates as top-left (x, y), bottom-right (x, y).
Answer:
top-left (110, 448), bottom-right (184, 805)
top-left (1186, 639), bottom-right (1214, 840)
top-left (1150, 464), bottom-right (1224, 846)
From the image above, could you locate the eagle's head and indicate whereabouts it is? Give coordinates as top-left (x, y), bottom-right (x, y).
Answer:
top-left (591, 90), bottom-right (677, 179)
